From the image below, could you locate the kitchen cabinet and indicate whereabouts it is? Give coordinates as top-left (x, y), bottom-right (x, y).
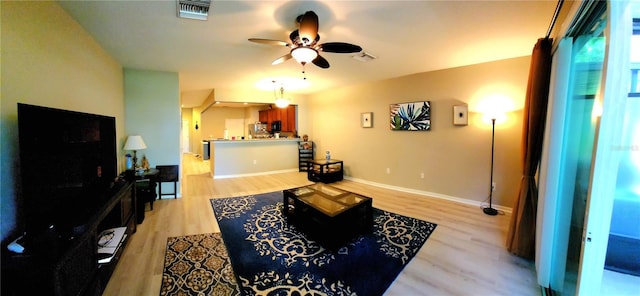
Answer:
top-left (281, 105), bottom-right (296, 132)
top-left (286, 106), bottom-right (296, 132)
top-left (259, 105), bottom-right (296, 132)
top-left (269, 108), bottom-right (280, 123)
top-left (278, 108), bottom-right (287, 131)
top-left (259, 110), bottom-right (268, 123)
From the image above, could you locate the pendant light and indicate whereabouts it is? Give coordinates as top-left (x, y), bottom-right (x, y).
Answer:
top-left (273, 81), bottom-right (290, 108)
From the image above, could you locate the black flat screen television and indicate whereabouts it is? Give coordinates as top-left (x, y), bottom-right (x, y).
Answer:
top-left (17, 103), bottom-right (117, 237)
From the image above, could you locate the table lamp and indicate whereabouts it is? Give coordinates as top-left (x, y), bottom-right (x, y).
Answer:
top-left (123, 135), bottom-right (147, 169)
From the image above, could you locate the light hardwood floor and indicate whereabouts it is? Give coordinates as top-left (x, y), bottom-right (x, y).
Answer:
top-left (102, 154), bottom-right (539, 295)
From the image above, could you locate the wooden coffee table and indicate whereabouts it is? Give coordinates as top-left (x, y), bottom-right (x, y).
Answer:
top-left (283, 184), bottom-right (373, 249)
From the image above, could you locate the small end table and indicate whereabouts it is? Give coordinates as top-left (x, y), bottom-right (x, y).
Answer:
top-left (307, 159), bottom-right (343, 183)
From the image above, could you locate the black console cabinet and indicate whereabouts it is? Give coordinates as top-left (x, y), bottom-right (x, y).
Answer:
top-left (2, 181), bottom-right (136, 296)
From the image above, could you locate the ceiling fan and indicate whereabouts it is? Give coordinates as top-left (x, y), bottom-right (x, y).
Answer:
top-left (248, 11), bottom-right (362, 70)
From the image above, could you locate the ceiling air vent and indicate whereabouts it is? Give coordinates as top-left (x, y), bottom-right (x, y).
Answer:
top-left (352, 51), bottom-right (377, 62)
top-left (177, 0), bottom-right (211, 21)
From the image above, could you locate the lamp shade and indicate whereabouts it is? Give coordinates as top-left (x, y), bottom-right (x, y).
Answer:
top-left (123, 135), bottom-right (147, 150)
top-left (291, 47), bottom-right (318, 64)
top-left (273, 84), bottom-right (291, 108)
top-left (482, 110), bottom-right (507, 124)
top-left (275, 97), bottom-right (290, 108)
top-left (477, 95), bottom-right (513, 124)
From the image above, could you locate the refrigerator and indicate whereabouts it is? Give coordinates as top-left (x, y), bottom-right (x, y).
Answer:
top-left (248, 123), bottom-right (268, 138)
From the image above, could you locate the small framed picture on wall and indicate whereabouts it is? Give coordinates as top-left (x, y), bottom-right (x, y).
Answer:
top-left (361, 112), bottom-right (373, 128)
top-left (453, 105), bottom-right (468, 126)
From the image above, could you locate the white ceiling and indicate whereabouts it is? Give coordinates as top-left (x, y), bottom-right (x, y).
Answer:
top-left (57, 0), bottom-right (558, 108)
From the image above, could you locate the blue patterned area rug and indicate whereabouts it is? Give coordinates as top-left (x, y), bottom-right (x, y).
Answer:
top-left (210, 191), bottom-right (437, 295)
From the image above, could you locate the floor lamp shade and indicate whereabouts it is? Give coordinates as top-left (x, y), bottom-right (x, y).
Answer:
top-left (124, 135), bottom-right (147, 169)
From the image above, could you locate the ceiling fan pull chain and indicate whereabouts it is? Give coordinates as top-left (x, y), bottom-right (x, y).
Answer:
top-left (302, 64), bottom-right (307, 80)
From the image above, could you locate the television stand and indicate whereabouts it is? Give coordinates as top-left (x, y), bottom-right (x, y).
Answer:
top-left (1, 180), bottom-right (136, 296)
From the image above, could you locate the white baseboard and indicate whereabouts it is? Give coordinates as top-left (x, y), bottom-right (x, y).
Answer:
top-left (210, 170), bottom-right (512, 213)
top-left (213, 168), bottom-right (300, 179)
top-left (344, 176), bottom-right (512, 214)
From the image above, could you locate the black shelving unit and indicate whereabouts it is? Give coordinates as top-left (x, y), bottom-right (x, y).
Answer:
top-left (298, 141), bottom-right (314, 172)
top-left (2, 181), bottom-right (136, 296)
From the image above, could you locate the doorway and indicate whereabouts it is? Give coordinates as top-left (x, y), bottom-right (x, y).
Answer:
top-left (554, 7), bottom-right (606, 293)
top-left (538, 1), bottom-right (639, 294)
top-left (182, 119), bottom-right (190, 153)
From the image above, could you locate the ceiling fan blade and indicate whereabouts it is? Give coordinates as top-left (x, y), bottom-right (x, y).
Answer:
top-left (248, 38), bottom-right (290, 47)
top-left (320, 42), bottom-right (362, 53)
top-left (298, 11), bottom-right (319, 45)
top-left (312, 55), bottom-right (330, 69)
top-left (272, 53), bottom-right (292, 65)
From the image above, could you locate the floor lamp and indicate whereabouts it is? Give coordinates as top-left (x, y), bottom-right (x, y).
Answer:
top-left (483, 118), bottom-right (498, 216)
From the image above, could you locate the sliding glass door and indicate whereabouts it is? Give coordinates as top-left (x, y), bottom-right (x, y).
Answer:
top-left (576, 2), bottom-right (634, 294)
top-left (554, 7), bottom-right (606, 294)
top-left (538, 1), bottom-right (635, 294)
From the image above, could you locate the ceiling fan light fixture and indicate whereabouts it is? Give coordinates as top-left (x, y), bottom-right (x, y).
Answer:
top-left (291, 47), bottom-right (318, 65)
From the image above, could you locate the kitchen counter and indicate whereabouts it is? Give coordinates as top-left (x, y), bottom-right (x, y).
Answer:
top-left (208, 138), bottom-right (301, 178)
top-left (209, 138), bottom-right (299, 143)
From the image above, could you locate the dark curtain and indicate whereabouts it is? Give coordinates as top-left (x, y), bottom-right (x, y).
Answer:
top-left (506, 38), bottom-right (553, 259)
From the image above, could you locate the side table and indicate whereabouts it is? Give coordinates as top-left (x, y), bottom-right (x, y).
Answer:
top-left (307, 159), bottom-right (343, 183)
top-left (126, 168), bottom-right (158, 223)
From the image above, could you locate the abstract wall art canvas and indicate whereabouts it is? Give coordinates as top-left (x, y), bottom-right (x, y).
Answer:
top-left (389, 101), bottom-right (431, 131)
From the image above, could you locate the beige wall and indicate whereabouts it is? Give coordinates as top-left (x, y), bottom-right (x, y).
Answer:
top-left (1, 1), bottom-right (124, 241)
top-left (202, 107), bottom-right (249, 139)
top-left (185, 89), bottom-right (215, 155)
top-left (245, 106), bottom-right (263, 127)
top-left (307, 56), bottom-right (530, 208)
top-left (182, 108), bottom-right (195, 153)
